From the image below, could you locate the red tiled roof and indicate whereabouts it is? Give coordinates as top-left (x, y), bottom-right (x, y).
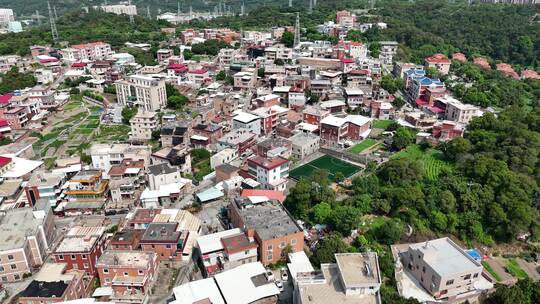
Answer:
top-left (0, 95), bottom-right (12, 104)
top-left (71, 62), bottom-right (87, 68)
top-left (425, 53), bottom-right (451, 64)
top-left (341, 57), bottom-right (354, 63)
top-left (416, 98), bottom-right (429, 106)
top-left (221, 233), bottom-right (258, 254)
top-left (188, 69), bottom-right (208, 74)
top-left (429, 106), bottom-right (445, 114)
top-left (71, 42), bottom-right (107, 49)
top-left (241, 189), bottom-right (286, 202)
top-left (0, 119), bottom-right (8, 127)
top-left (522, 69), bottom-right (540, 80)
top-left (0, 156), bottom-right (11, 168)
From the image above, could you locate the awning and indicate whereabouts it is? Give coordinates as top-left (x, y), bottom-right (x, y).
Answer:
top-left (196, 187), bottom-right (224, 203)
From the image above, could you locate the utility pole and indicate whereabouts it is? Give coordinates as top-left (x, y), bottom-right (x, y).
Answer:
top-left (47, 2), bottom-right (59, 43)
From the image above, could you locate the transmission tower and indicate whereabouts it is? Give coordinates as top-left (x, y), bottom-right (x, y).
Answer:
top-left (294, 12), bottom-right (300, 48)
top-left (47, 2), bottom-right (59, 43)
top-left (313, 0), bottom-right (317, 7)
top-left (177, 1), bottom-right (181, 17)
top-left (128, 0), bottom-right (134, 24)
top-left (189, 6), bottom-right (193, 18)
top-left (35, 10), bottom-right (40, 25)
top-left (53, 6), bottom-right (58, 20)
top-left (147, 6), bottom-right (151, 18)
top-left (241, 2), bottom-right (245, 15)
top-left (309, 0), bottom-right (313, 13)
top-left (289, 0), bottom-right (292, 7)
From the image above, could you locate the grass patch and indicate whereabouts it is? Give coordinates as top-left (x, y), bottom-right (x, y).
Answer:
top-left (290, 155), bottom-right (361, 180)
top-left (506, 258), bottom-right (528, 279)
top-left (481, 261), bottom-right (502, 282)
top-left (373, 119), bottom-right (394, 129)
top-left (44, 157), bottom-right (57, 170)
top-left (349, 139), bottom-right (378, 154)
top-left (94, 124), bottom-right (130, 142)
top-left (392, 145), bottom-right (452, 180)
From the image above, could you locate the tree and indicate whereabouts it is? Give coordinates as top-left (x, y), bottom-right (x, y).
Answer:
top-left (369, 42), bottom-right (381, 58)
top-left (334, 171), bottom-right (345, 183)
top-left (280, 31), bottom-right (295, 48)
top-left (216, 70), bottom-right (227, 81)
top-left (381, 75), bottom-right (400, 94)
top-left (393, 97), bottom-right (405, 109)
top-left (121, 106), bottom-right (137, 124)
top-left (167, 95), bottom-right (188, 110)
top-left (391, 127), bottom-right (416, 150)
top-left (312, 202), bottom-right (332, 224)
top-left (369, 220), bottom-right (403, 245)
top-left (329, 205), bottom-right (361, 236)
top-left (311, 233), bottom-right (353, 265)
top-left (0, 137), bottom-right (12, 146)
top-left (284, 179), bottom-right (314, 219)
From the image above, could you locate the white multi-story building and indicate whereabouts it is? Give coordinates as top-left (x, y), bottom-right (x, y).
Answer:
top-left (90, 144), bottom-right (151, 177)
top-left (147, 163), bottom-right (182, 191)
top-left (232, 112), bottom-right (262, 135)
top-left (60, 42), bottom-right (112, 62)
top-left (442, 97), bottom-right (481, 125)
top-left (210, 148), bottom-right (238, 169)
top-left (116, 75), bottom-right (167, 111)
top-left (130, 110), bottom-right (158, 140)
top-left (100, 4), bottom-right (137, 16)
top-left (289, 133), bottom-right (320, 160)
top-left (265, 44), bottom-right (293, 61)
top-left (0, 9), bottom-right (14, 27)
top-left (247, 156), bottom-right (290, 191)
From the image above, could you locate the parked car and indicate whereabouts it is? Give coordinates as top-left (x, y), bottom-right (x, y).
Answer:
top-left (275, 280), bottom-right (284, 292)
top-left (281, 268), bottom-right (288, 281)
top-left (265, 269), bottom-right (274, 281)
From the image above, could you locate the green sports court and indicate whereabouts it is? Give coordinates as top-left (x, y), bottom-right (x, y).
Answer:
top-left (289, 155), bottom-right (361, 180)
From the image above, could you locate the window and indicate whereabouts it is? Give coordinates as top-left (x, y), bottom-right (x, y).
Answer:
top-left (71, 255), bottom-right (76, 259)
top-left (422, 266), bottom-right (426, 273)
top-left (473, 273), bottom-right (479, 278)
top-left (166, 244), bottom-right (172, 249)
top-left (83, 263), bottom-right (88, 269)
top-left (105, 278), bottom-right (110, 283)
top-left (267, 254), bottom-right (273, 262)
top-left (446, 279), bottom-right (454, 286)
top-left (82, 254), bottom-right (87, 260)
top-left (10, 264), bottom-right (16, 270)
top-left (7, 255), bottom-right (13, 260)
top-left (14, 274), bottom-right (20, 280)
top-left (279, 242), bottom-right (286, 249)
top-left (267, 245), bottom-right (273, 251)
top-left (138, 270), bottom-right (144, 275)
top-left (58, 255), bottom-right (64, 260)
top-left (0, 266), bottom-right (3, 272)
top-left (463, 274), bottom-right (471, 280)
top-left (103, 269), bottom-right (109, 274)
top-left (291, 239), bottom-right (297, 245)
top-left (124, 272), bottom-right (129, 276)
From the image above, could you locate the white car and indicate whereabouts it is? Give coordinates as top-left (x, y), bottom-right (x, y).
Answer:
top-left (275, 280), bottom-right (284, 292)
top-left (265, 270), bottom-right (274, 281)
top-left (281, 268), bottom-right (288, 281)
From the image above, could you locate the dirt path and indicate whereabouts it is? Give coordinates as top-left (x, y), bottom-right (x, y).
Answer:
top-left (516, 259), bottom-right (540, 281)
top-left (487, 257), bottom-right (517, 284)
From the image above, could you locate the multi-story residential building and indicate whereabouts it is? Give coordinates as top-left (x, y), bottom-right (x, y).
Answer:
top-left (289, 133), bottom-right (320, 160)
top-left (229, 198), bottom-right (303, 266)
top-left (265, 44), bottom-right (293, 61)
top-left (62, 170), bottom-right (110, 209)
top-left (3, 106), bottom-right (28, 129)
top-left (247, 156), bottom-right (289, 191)
top-left (233, 70), bottom-right (257, 89)
top-left (108, 160), bottom-right (145, 208)
top-left (180, 28), bottom-right (198, 44)
top-left (192, 123), bottom-right (223, 145)
top-left (310, 79), bottom-right (332, 97)
top-left (147, 163), bottom-right (182, 191)
top-left (336, 10), bottom-right (357, 27)
top-left (140, 222), bottom-right (190, 262)
top-left (251, 105), bottom-right (290, 135)
top-left (232, 112), bottom-right (262, 135)
top-left (303, 106), bottom-right (330, 128)
top-left (217, 128), bottom-right (257, 154)
top-left (187, 69), bottom-right (210, 85)
top-left (197, 228), bottom-right (258, 277)
top-left (405, 72), bottom-right (445, 104)
top-left (430, 121), bottom-right (465, 143)
top-left (156, 49), bottom-right (174, 64)
top-left (61, 42), bottom-right (112, 62)
top-left (218, 48), bottom-right (236, 67)
top-left (443, 97), bottom-right (480, 124)
top-left (150, 145), bottom-right (192, 175)
top-left (398, 237), bottom-right (486, 302)
top-left (378, 41), bottom-right (399, 65)
top-left (100, 4), bottom-right (137, 15)
top-left (0, 203), bottom-right (54, 282)
top-left (90, 143), bottom-right (151, 177)
top-left (0, 9), bottom-right (14, 27)
top-left (52, 226), bottom-right (107, 277)
top-left (130, 110), bottom-right (157, 140)
top-left (320, 115), bottom-right (372, 145)
top-left (96, 250), bottom-right (157, 303)
top-left (288, 87), bottom-right (306, 108)
top-left (344, 87), bottom-right (365, 109)
top-left (255, 137), bottom-right (292, 159)
top-left (210, 148), bottom-right (238, 169)
top-left (160, 123), bottom-right (189, 147)
top-left (109, 230), bottom-right (143, 250)
top-left (18, 263), bottom-right (86, 304)
top-left (25, 171), bottom-right (67, 208)
top-left (116, 75), bottom-right (167, 111)
top-left (425, 53), bottom-right (452, 75)
top-left (294, 253), bottom-right (382, 304)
